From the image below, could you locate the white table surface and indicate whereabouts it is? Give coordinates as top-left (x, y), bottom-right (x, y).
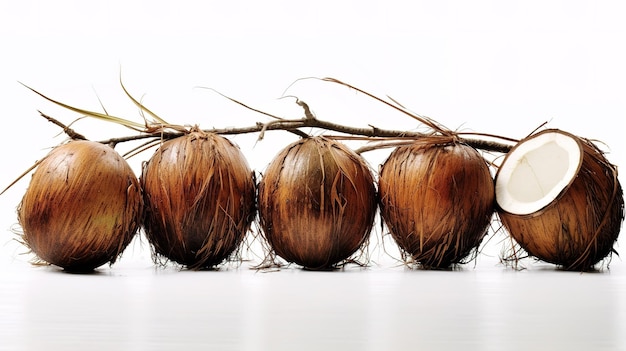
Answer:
top-left (1, 237), bottom-right (624, 351)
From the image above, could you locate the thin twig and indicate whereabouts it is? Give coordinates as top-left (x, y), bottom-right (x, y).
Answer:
top-left (0, 159), bottom-right (43, 195)
top-left (39, 111), bottom-right (87, 140)
top-left (320, 77), bottom-right (453, 136)
top-left (196, 86), bottom-right (285, 120)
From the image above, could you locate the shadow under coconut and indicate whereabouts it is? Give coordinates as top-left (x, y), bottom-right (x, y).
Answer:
top-left (514, 265), bottom-right (607, 274)
top-left (414, 264), bottom-right (473, 272)
top-left (19, 254), bottom-right (119, 275)
top-left (253, 260), bottom-right (370, 273)
top-left (394, 259), bottom-right (478, 272)
top-left (149, 255), bottom-right (248, 272)
top-left (37, 264), bottom-right (113, 276)
top-left (499, 255), bottom-right (614, 273)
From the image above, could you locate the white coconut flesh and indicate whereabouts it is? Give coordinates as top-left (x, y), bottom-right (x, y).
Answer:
top-left (495, 131), bottom-right (582, 215)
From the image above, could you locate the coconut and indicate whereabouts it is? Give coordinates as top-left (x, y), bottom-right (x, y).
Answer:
top-left (141, 130), bottom-right (256, 269)
top-left (18, 140), bottom-right (143, 272)
top-left (257, 137), bottom-right (377, 270)
top-left (495, 129), bottom-right (624, 270)
top-left (378, 137), bottom-right (495, 268)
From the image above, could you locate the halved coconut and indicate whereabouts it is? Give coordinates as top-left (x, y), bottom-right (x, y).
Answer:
top-left (495, 129), bottom-right (624, 270)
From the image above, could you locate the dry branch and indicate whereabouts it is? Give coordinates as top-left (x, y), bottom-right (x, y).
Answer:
top-left (40, 113), bottom-right (512, 153)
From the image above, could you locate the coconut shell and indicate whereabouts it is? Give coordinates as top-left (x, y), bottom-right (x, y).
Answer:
top-left (496, 129), bottom-right (624, 270)
top-left (141, 131), bottom-right (256, 269)
top-left (378, 137), bottom-right (495, 268)
top-left (18, 140), bottom-right (143, 272)
top-left (258, 137), bottom-right (377, 270)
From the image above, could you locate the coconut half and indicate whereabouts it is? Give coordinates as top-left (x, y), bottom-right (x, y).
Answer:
top-left (495, 130), bottom-right (582, 215)
top-left (495, 129), bottom-right (624, 270)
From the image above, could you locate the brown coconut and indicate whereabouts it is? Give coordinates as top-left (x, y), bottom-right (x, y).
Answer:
top-left (257, 137), bottom-right (377, 270)
top-left (495, 129), bottom-right (624, 270)
top-left (18, 140), bottom-right (143, 272)
top-left (378, 137), bottom-right (495, 268)
top-left (141, 130), bottom-right (256, 269)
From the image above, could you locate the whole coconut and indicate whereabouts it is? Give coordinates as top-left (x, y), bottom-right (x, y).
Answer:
top-left (258, 137), bottom-right (377, 270)
top-left (379, 137), bottom-right (495, 268)
top-left (141, 130), bottom-right (256, 269)
top-left (18, 140), bottom-right (143, 272)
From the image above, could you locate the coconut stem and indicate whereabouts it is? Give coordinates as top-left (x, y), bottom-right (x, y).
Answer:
top-left (38, 110), bottom-right (514, 154)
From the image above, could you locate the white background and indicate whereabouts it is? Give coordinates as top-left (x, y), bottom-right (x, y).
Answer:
top-left (1, 1), bottom-right (625, 350)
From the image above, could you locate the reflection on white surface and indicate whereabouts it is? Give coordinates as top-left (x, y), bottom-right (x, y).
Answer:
top-left (1, 254), bottom-right (624, 351)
